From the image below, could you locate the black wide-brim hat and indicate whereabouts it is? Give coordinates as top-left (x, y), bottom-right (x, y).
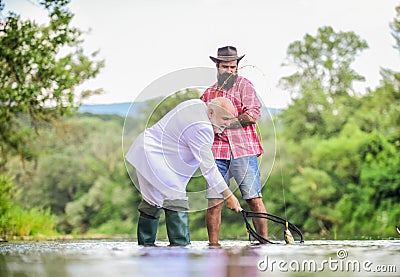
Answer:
top-left (210, 46), bottom-right (245, 63)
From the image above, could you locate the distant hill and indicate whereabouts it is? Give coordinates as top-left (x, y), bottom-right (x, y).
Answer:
top-left (78, 102), bottom-right (282, 118)
top-left (78, 102), bottom-right (133, 117)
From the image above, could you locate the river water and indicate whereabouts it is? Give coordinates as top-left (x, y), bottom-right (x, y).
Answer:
top-left (0, 240), bottom-right (398, 276)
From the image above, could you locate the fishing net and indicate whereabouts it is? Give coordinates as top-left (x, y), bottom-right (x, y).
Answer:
top-left (241, 210), bottom-right (304, 244)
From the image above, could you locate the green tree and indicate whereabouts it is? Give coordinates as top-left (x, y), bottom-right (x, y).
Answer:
top-left (390, 4), bottom-right (400, 51)
top-left (0, 0), bottom-right (104, 168)
top-left (62, 117), bottom-right (137, 234)
top-left (142, 89), bottom-right (201, 127)
top-left (353, 82), bottom-right (400, 136)
top-left (0, 175), bottom-right (15, 237)
top-left (374, 3), bottom-right (400, 135)
top-left (276, 17), bottom-right (400, 238)
top-left (335, 132), bottom-right (400, 236)
top-left (279, 27), bottom-right (368, 141)
top-left (6, 114), bottom-right (140, 234)
top-left (0, 175), bottom-right (57, 238)
top-left (280, 26), bottom-right (368, 98)
top-left (358, 132), bottom-right (400, 206)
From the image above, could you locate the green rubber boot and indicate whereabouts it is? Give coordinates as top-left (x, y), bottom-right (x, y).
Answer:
top-left (165, 209), bottom-right (190, 246)
top-left (137, 213), bottom-right (159, 246)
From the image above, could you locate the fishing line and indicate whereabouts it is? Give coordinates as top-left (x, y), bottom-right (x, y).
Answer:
top-left (221, 62), bottom-right (303, 243)
top-left (240, 64), bottom-right (288, 218)
top-left (278, 143), bottom-right (288, 219)
top-left (217, 64), bottom-right (267, 91)
top-left (239, 64), bottom-right (268, 78)
top-left (243, 63), bottom-right (291, 232)
top-left (277, 135), bottom-right (291, 235)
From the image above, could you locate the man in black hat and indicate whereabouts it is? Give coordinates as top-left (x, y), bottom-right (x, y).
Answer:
top-left (201, 46), bottom-right (268, 246)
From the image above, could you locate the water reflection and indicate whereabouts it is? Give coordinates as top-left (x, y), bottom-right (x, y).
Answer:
top-left (0, 240), bottom-right (398, 277)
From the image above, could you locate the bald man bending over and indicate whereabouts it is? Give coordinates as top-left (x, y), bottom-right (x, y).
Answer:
top-left (126, 97), bottom-right (242, 246)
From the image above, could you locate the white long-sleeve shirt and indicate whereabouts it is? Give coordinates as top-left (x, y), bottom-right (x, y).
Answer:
top-left (125, 99), bottom-right (228, 207)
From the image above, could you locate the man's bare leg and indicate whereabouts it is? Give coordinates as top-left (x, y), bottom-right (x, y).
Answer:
top-left (206, 198), bottom-right (224, 246)
top-left (246, 197), bottom-right (268, 238)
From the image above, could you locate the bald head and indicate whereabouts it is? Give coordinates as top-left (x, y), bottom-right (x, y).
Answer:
top-left (207, 97), bottom-right (235, 134)
top-left (208, 97), bottom-right (235, 115)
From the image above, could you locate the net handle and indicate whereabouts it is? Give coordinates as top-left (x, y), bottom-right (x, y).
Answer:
top-left (241, 210), bottom-right (276, 244)
top-left (241, 209), bottom-right (305, 244)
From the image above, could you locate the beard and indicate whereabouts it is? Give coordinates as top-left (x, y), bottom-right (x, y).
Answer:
top-left (213, 125), bottom-right (225, 134)
top-left (217, 71), bottom-right (238, 91)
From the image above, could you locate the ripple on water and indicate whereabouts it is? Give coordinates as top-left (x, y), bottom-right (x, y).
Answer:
top-left (0, 240), bottom-right (399, 276)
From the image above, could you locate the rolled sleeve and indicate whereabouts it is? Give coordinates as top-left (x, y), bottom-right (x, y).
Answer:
top-left (240, 80), bottom-right (262, 121)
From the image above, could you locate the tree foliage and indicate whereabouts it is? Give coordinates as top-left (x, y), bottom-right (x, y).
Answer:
top-left (0, 0), bottom-right (104, 168)
top-left (390, 4), bottom-right (400, 51)
top-left (0, 175), bottom-right (56, 237)
top-left (142, 89), bottom-right (201, 127)
top-left (1, 2), bottom-right (399, 240)
top-left (275, 9), bottom-right (400, 237)
top-left (280, 26), bottom-right (368, 98)
top-left (279, 27), bottom-right (368, 141)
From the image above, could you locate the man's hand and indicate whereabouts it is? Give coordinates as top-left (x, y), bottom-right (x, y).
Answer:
top-left (228, 113), bottom-right (256, 129)
top-left (225, 194), bottom-right (241, 213)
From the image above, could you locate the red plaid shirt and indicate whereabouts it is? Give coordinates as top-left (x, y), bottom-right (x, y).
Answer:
top-left (200, 76), bottom-right (264, 159)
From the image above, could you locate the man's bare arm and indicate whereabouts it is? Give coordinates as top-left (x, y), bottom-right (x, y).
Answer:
top-left (228, 113), bottom-right (256, 129)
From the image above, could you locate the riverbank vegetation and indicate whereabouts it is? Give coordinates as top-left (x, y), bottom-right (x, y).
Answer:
top-left (0, 1), bottom-right (399, 241)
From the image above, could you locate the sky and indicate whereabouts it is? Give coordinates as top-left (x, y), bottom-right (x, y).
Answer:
top-left (3, 0), bottom-right (400, 108)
